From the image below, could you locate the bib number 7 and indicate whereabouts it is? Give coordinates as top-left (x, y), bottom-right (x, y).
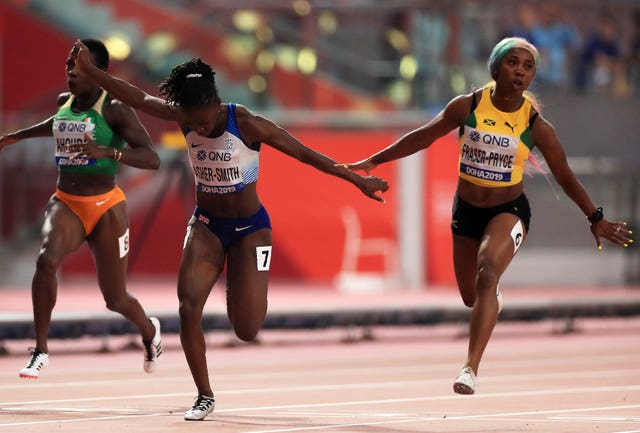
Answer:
top-left (256, 246), bottom-right (272, 271)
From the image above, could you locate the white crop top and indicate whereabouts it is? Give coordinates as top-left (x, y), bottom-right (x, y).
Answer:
top-left (184, 103), bottom-right (260, 194)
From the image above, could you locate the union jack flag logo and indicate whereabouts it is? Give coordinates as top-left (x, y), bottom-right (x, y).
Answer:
top-left (224, 137), bottom-right (234, 150)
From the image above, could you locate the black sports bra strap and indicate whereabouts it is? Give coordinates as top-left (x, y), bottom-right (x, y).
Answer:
top-left (458, 90), bottom-right (479, 137)
top-left (470, 91), bottom-right (478, 113)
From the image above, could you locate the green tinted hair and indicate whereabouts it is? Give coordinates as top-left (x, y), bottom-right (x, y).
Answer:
top-left (488, 37), bottom-right (540, 80)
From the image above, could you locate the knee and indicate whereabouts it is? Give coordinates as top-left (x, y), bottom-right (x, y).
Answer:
top-left (457, 282), bottom-right (476, 307)
top-left (476, 264), bottom-right (500, 294)
top-left (461, 294), bottom-right (476, 308)
top-left (234, 324), bottom-right (260, 342)
top-left (179, 295), bottom-right (203, 321)
top-left (104, 293), bottom-right (128, 313)
top-left (35, 251), bottom-right (60, 277)
top-left (228, 303), bottom-right (266, 341)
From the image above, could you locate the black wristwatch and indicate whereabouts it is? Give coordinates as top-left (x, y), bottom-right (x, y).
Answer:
top-left (587, 207), bottom-right (604, 223)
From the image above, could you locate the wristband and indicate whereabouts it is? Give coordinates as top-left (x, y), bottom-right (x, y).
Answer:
top-left (587, 207), bottom-right (603, 223)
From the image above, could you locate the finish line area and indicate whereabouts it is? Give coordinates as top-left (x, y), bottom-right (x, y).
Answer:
top-left (0, 316), bottom-right (639, 433)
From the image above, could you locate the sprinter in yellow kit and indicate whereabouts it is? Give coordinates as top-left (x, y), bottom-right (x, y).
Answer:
top-left (341, 36), bottom-right (632, 395)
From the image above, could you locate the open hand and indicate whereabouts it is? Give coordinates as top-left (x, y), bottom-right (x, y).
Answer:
top-left (590, 219), bottom-right (633, 250)
top-left (70, 132), bottom-right (109, 160)
top-left (72, 40), bottom-right (91, 72)
top-left (357, 175), bottom-right (389, 202)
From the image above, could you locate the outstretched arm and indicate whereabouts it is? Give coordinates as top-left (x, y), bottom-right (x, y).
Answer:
top-left (237, 106), bottom-right (388, 202)
top-left (533, 116), bottom-right (632, 250)
top-left (340, 94), bottom-right (469, 173)
top-left (0, 116), bottom-right (55, 151)
top-left (73, 40), bottom-right (178, 122)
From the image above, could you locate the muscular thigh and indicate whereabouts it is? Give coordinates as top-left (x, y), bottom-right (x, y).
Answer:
top-left (453, 235), bottom-right (480, 297)
top-left (177, 220), bottom-right (226, 306)
top-left (225, 228), bottom-right (272, 308)
top-left (478, 213), bottom-right (527, 275)
top-left (40, 196), bottom-right (87, 258)
top-left (87, 201), bottom-right (130, 290)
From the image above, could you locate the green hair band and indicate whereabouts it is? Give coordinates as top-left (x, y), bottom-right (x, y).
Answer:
top-left (488, 37), bottom-right (540, 79)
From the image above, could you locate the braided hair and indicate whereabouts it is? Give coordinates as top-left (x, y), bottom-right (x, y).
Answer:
top-left (158, 58), bottom-right (219, 108)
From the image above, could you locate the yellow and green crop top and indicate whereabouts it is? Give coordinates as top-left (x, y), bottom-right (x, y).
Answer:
top-left (53, 89), bottom-right (124, 175)
top-left (458, 86), bottom-right (537, 187)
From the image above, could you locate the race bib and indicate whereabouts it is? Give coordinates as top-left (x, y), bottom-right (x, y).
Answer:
top-left (53, 119), bottom-right (96, 166)
top-left (459, 126), bottom-right (517, 183)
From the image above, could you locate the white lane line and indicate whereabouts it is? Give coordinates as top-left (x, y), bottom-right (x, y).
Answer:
top-left (0, 392), bottom-right (192, 408)
top-left (0, 387), bottom-right (639, 428)
top-left (452, 404), bottom-right (640, 420)
top-left (0, 352), bottom-right (636, 392)
top-left (237, 417), bottom-right (442, 433)
top-left (549, 416), bottom-right (640, 422)
top-left (213, 392), bottom-right (640, 414)
top-left (0, 407), bottom-right (138, 413)
top-left (1, 384), bottom-right (639, 409)
top-left (0, 412), bottom-right (169, 428)
top-left (2, 369), bottom-right (639, 407)
top-left (238, 404), bottom-right (640, 433)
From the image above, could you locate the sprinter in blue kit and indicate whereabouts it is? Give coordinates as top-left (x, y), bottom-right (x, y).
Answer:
top-left (74, 41), bottom-right (388, 421)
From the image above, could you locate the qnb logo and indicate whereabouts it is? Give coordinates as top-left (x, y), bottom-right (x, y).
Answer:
top-left (469, 130), bottom-right (481, 142)
top-left (208, 151), bottom-right (232, 162)
top-left (67, 123), bottom-right (88, 132)
top-left (196, 149), bottom-right (207, 161)
top-left (60, 122), bottom-right (88, 133)
top-left (482, 134), bottom-right (510, 147)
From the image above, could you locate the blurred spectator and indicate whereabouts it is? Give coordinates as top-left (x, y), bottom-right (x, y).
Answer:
top-left (629, 10), bottom-right (640, 97)
top-left (410, 11), bottom-right (450, 108)
top-left (530, 3), bottom-right (580, 90)
top-left (501, 3), bottom-right (537, 43)
top-left (576, 13), bottom-right (627, 96)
